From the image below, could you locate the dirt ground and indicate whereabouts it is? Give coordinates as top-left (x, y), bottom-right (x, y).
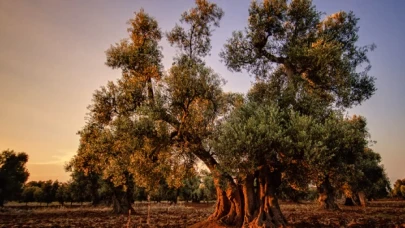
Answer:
top-left (1, 200), bottom-right (405, 227)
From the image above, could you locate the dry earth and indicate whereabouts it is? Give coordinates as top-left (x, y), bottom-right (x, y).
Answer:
top-left (1, 200), bottom-right (405, 227)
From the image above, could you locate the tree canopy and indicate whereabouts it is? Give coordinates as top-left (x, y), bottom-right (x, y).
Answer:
top-left (0, 149), bottom-right (29, 206)
top-left (69, 0), bottom-right (385, 227)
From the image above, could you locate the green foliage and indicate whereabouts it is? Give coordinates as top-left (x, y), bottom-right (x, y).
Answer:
top-left (214, 102), bottom-right (285, 175)
top-left (179, 175), bottom-right (201, 202)
top-left (178, 170), bottom-right (215, 203)
top-left (33, 187), bottom-right (44, 204)
top-left (41, 180), bottom-right (55, 205)
top-left (21, 186), bottom-right (37, 205)
top-left (221, 0), bottom-right (375, 109)
top-left (67, 172), bottom-right (94, 204)
top-left (24, 180), bottom-right (61, 205)
top-left (305, 115), bottom-right (368, 186)
top-left (166, 0), bottom-right (223, 59)
top-left (55, 183), bottom-right (69, 206)
top-left (68, 2), bottom-right (228, 212)
top-left (213, 99), bottom-right (318, 191)
top-left (216, 1), bottom-right (380, 206)
top-left (133, 185), bottom-right (147, 202)
top-left (213, 98), bottom-right (384, 202)
top-left (347, 148), bottom-right (391, 199)
top-left (0, 149), bottom-right (29, 206)
top-left (200, 170), bottom-right (216, 201)
top-left (149, 179), bottom-right (178, 203)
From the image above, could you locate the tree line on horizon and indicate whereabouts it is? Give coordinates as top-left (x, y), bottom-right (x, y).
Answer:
top-left (2, 149), bottom-right (403, 209)
top-left (0, 150), bottom-right (217, 206)
top-left (0, 0), bottom-right (402, 227)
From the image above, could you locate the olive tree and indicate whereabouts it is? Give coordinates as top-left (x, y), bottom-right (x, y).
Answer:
top-left (71, 1), bottom-right (378, 227)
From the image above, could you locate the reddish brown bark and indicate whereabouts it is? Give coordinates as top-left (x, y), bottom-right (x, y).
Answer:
top-left (242, 174), bottom-right (258, 224)
top-left (191, 147), bottom-right (287, 227)
top-left (249, 166), bottom-right (286, 228)
top-left (208, 183), bottom-right (231, 220)
top-left (111, 191), bottom-right (135, 214)
top-left (192, 172), bottom-right (286, 228)
top-left (357, 191), bottom-right (367, 207)
top-left (317, 176), bottom-right (339, 210)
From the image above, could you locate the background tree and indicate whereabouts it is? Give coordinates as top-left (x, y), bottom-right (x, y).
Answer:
top-left (21, 186), bottom-right (37, 206)
top-left (392, 179), bottom-right (405, 199)
top-left (55, 183), bottom-right (69, 206)
top-left (177, 170), bottom-right (216, 203)
top-left (0, 149), bottom-right (29, 206)
top-left (133, 185), bottom-right (147, 202)
top-left (309, 115), bottom-right (367, 209)
top-left (343, 147), bottom-right (390, 206)
top-left (65, 170), bottom-right (101, 206)
top-left (33, 187), bottom-right (44, 205)
top-left (178, 173), bottom-right (201, 203)
top-left (41, 180), bottom-right (55, 206)
top-left (200, 170), bottom-right (216, 202)
top-left (26, 181), bottom-right (42, 188)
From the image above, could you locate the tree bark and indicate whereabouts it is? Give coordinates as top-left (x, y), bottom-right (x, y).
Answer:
top-left (111, 187), bottom-right (135, 214)
top-left (357, 191), bottom-right (367, 207)
top-left (242, 174), bottom-right (258, 224)
top-left (221, 179), bottom-right (244, 226)
top-left (147, 77), bottom-right (154, 104)
top-left (191, 147), bottom-right (287, 228)
top-left (248, 166), bottom-right (286, 228)
top-left (317, 176), bottom-right (339, 210)
top-left (112, 191), bottom-right (134, 214)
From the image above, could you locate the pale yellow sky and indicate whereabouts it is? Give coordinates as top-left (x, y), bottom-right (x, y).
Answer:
top-left (0, 0), bottom-right (122, 181)
top-left (1, 0), bottom-right (404, 183)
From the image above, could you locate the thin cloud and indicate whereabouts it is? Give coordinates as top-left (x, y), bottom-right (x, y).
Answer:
top-left (29, 149), bottom-right (75, 165)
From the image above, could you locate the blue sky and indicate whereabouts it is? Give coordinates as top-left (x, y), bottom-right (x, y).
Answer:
top-left (0, 0), bottom-right (404, 182)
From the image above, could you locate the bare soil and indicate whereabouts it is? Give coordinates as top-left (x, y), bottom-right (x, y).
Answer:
top-left (1, 200), bottom-right (404, 227)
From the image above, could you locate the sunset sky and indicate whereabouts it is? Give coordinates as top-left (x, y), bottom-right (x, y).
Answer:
top-left (0, 0), bottom-right (404, 183)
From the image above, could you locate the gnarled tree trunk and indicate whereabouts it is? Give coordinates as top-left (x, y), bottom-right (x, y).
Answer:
top-left (192, 148), bottom-right (287, 228)
top-left (109, 177), bottom-right (135, 214)
top-left (248, 166), bottom-right (286, 228)
top-left (317, 176), bottom-right (339, 210)
top-left (111, 189), bottom-right (134, 214)
top-left (356, 191), bottom-right (367, 207)
top-left (242, 173), bottom-right (258, 224)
